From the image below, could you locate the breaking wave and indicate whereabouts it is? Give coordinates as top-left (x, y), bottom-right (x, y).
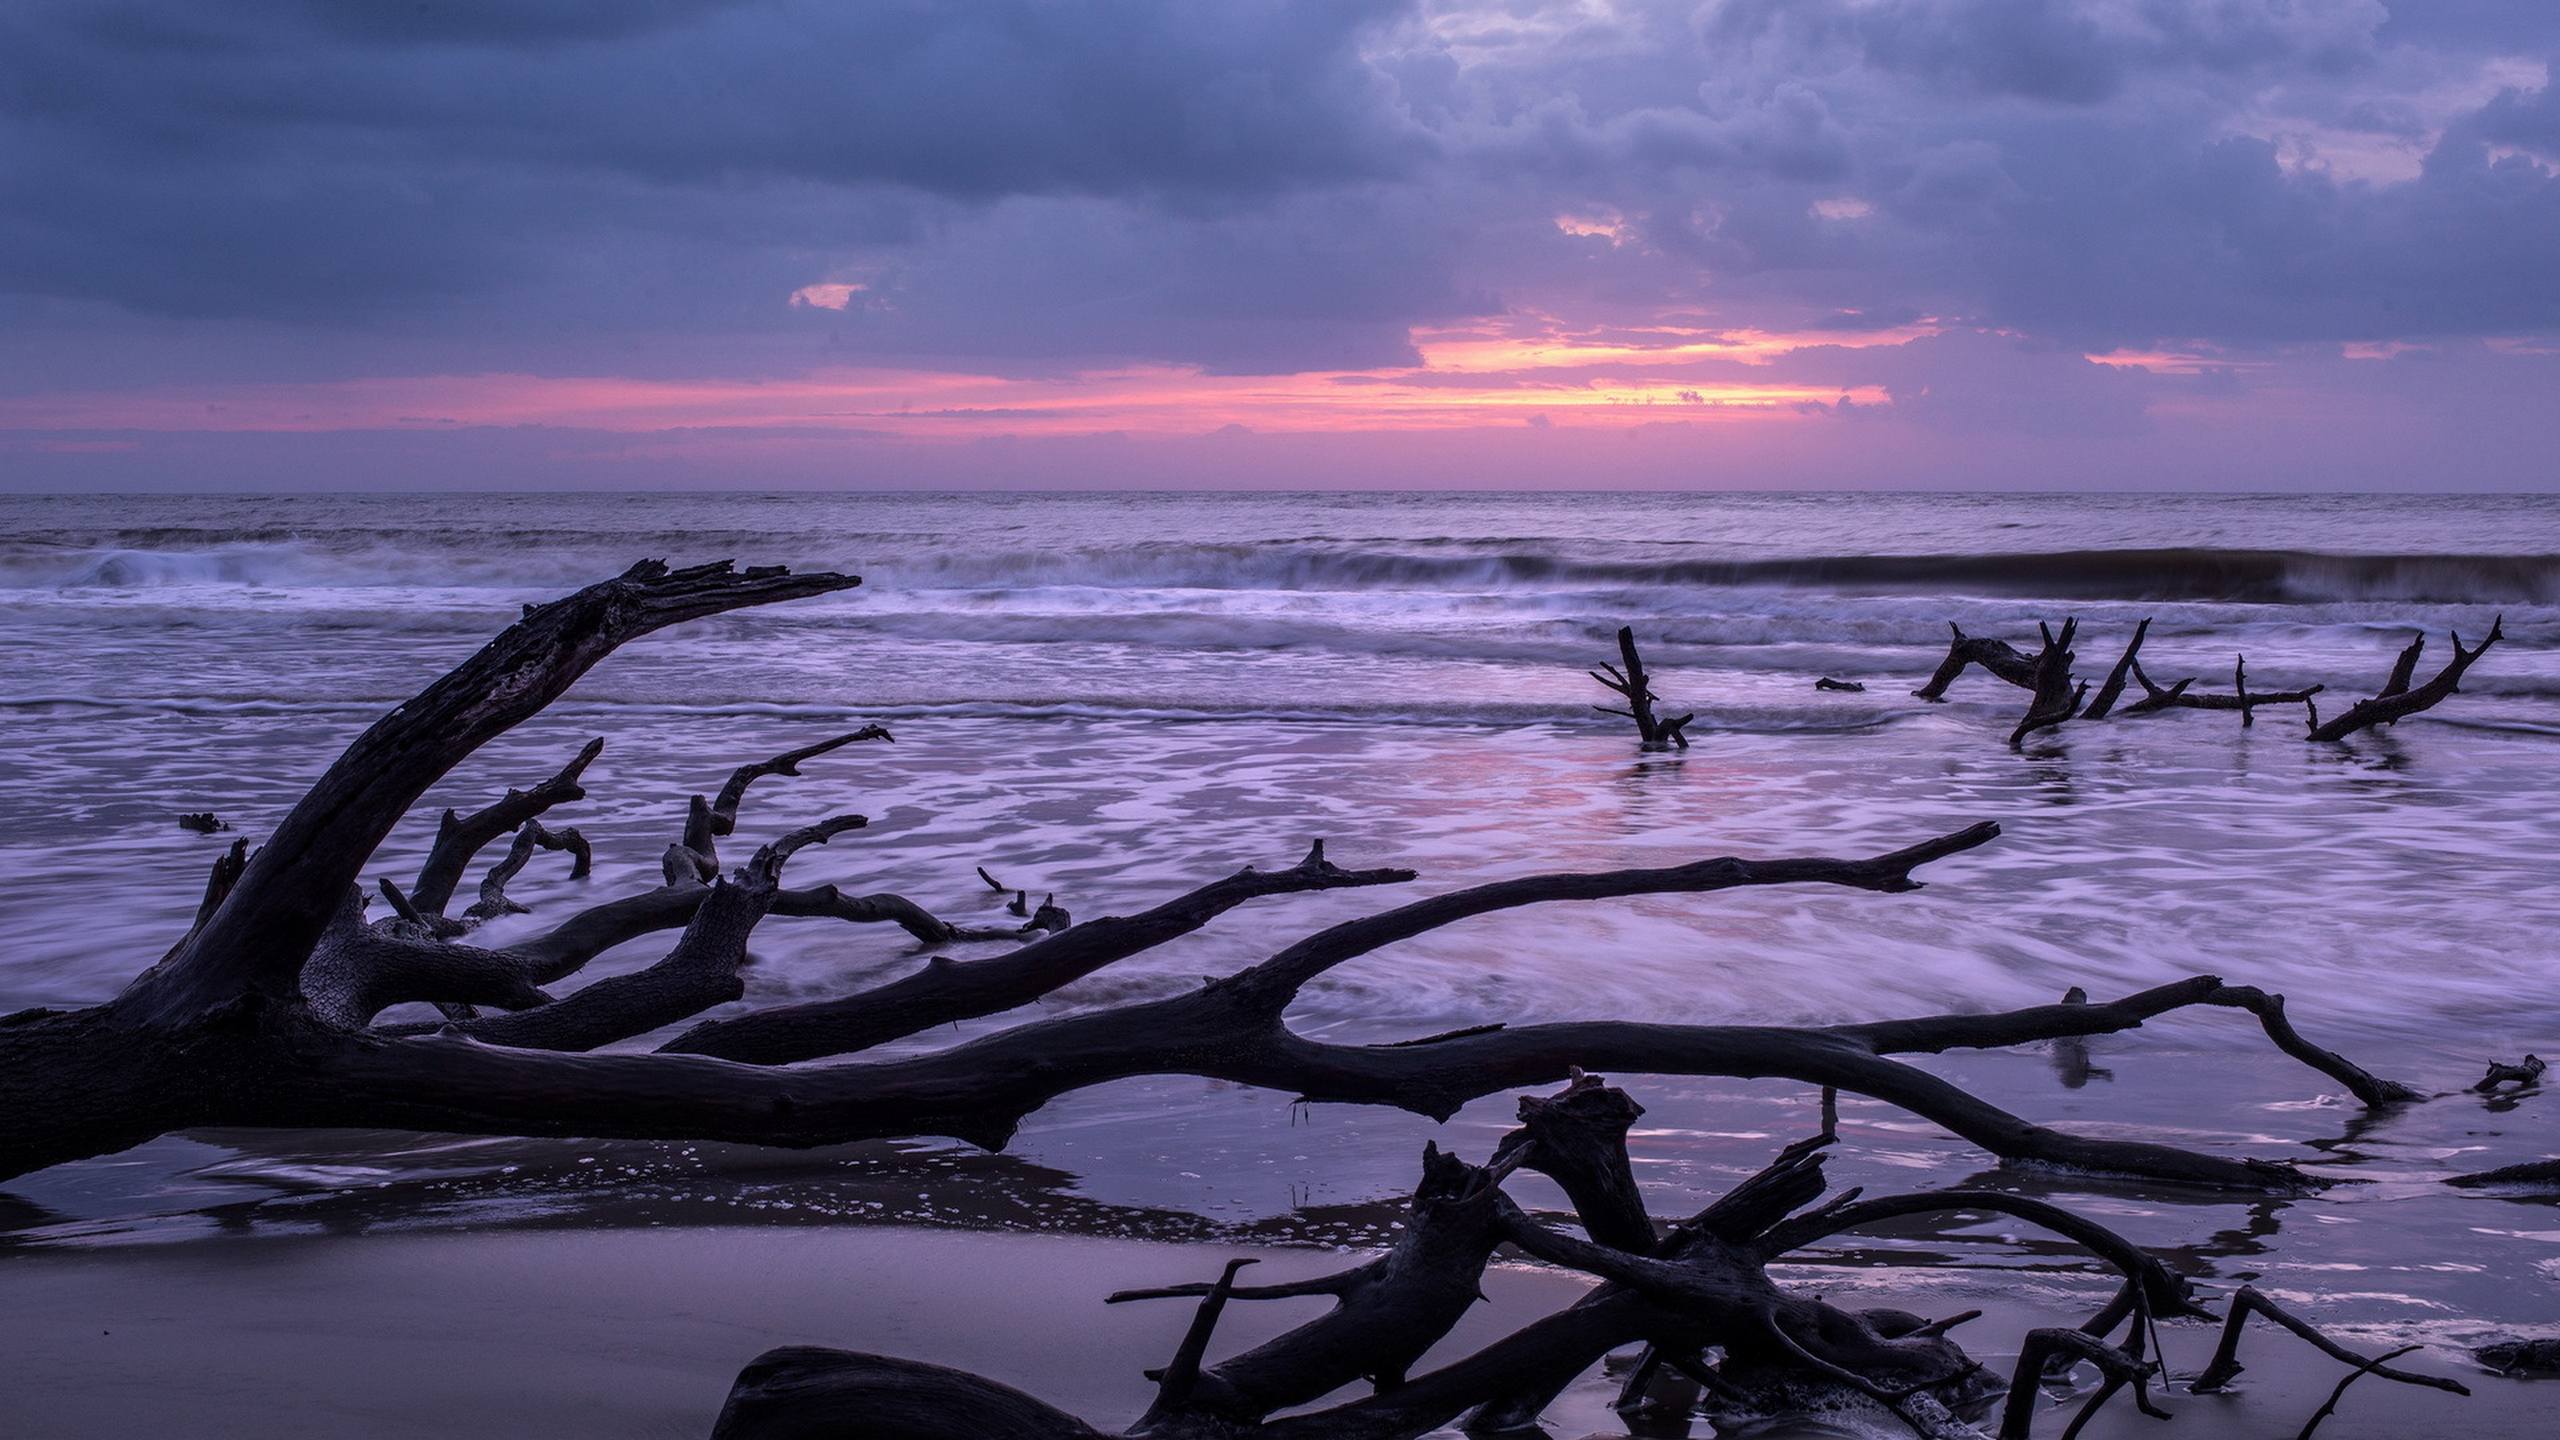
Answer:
top-left (6, 535), bottom-right (2557, 606)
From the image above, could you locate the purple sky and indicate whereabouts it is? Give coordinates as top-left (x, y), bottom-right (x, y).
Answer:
top-left (3, 0), bottom-right (2556, 490)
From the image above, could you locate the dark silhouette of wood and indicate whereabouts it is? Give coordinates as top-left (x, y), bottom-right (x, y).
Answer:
top-left (2307, 619), bottom-right (2504, 740)
top-left (1815, 676), bottom-right (1867, 692)
top-left (1902, 616), bottom-right (2479, 740)
top-left (1590, 626), bottom-right (1692, 748)
top-left (707, 725), bottom-right (890, 836)
top-left (2010, 619), bottom-right (2086, 747)
top-left (2120, 655), bottom-right (2322, 721)
top-left (1915, 621), bottom-right (2041, 700)
top-left (464, 819), bottom-right (592, 921)
top-left (2448, 1156), bottom-right (2560, 1189)
top-left (2192, 1285), bottom-right (2470, 1400)
top-left (2477, 1337), bottom-right (2560, 1376)
top-left (713, 1079), bottom-right (2470, 1440)
top-left (409, 737), bottom-right (603, 916)
top-left (2474, 1055), bottom-right (2546, 1091)
top-left (2081, 617), bottom-right (2152, 719)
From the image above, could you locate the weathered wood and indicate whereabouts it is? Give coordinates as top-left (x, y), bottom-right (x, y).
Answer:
top-left (2010, 618), bottom-right (2085, 746)
top-left (113, 561), bottom-right (861, 1027)
top-left (410, 737), bottom-right (603, 916)
top-left (1914, 621), bottom-right (2040, 700)
top-left (2308, 618), bottom-right (2504, 740)
top-left (1590, 626), bottom-right (1692, 748)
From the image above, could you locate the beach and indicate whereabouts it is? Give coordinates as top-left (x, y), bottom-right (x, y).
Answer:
top-left (4, 490), bottom-right (2556, 1436)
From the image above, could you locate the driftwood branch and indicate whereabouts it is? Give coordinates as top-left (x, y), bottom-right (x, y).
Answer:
top-left (708, 1083), bottom-right (2474, 1440)
top-left (464, 819), bottom-right (592, 921)
top-left (2307, 619), bottom-right (2504, 741)
top-left (661, 840), bottom-right (1415, 1063)
top-left (2010, 618), bottom-right (2086, 746)
top-left (707, 726), bottom-right (892, 837)
top-left (112, 560), bottom-right (860, 1028)
top-left (410, 737), bottom-right (604, 917)
top-left (1591, 626), bottom-right (1692, 749)
top-left (1909, 616), bottom-right (2486, 744)
top-left (2191, 1284), bottom-right (2470, 1399)
top-left (714, 1076), bottom-right (2441, 1440)
top-left (1915, 621), bottom-right (2040, 700)
top-left (2081, 618), bottom-right (2150, 720)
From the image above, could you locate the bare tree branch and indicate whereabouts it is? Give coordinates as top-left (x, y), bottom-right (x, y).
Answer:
top-left (113, 560), bottom-right (859, 1026)
top-left (410, 737), bottom-right (603, 916)
top-left (2308, 618), bottom-right (2504, 741)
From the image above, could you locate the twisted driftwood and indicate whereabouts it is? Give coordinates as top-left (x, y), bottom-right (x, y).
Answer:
top-left (714, 1077), bottom-right (2469, 1440)
top-left (1912, 615), bottom-right (2489, 742)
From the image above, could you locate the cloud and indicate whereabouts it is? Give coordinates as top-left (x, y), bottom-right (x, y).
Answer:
top-left (3, 0), bottom-right (2559, 486)
top-left (1705, 0), bottom-right (2385, 105)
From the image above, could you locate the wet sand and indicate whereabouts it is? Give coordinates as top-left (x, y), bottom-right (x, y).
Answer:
top-left (2, 1217), bottom-right (2533, 1439)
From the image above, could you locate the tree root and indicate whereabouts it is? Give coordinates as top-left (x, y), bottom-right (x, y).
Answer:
top-left (710, 1077), bottom-right (2473, 1439)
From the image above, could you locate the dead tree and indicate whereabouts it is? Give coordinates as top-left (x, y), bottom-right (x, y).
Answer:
top-left (2009, 619), bottom-right (2087, 747)
top-left (714, 1077), bottom-right (2469, 1440)
top-left (1915, 615), bottom-right (2479, 741)
top-left (2307, 620), bottom-right (2504, 741)
top-left (1914, 622), bottom-right (2042, 700)
top-left (1590, 626), bottom-right (1693, 748)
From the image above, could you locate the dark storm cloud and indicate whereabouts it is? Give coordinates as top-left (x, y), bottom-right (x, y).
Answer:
top-left (1704, 0), bottom-right (2382, 105)
top-left (0, 0), bottom-right (1431, 351)
top-left (1, 0), bottom-right (2556, 404)
top-left (13, 0), bottom-right (1422, 195)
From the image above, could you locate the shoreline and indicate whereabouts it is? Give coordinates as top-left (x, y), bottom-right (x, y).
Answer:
top-left (2, 1214), bottom-right (2530, 1440)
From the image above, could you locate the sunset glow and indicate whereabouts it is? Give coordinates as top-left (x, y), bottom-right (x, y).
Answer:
top-left (0, 317), bottom-right (1892, 441)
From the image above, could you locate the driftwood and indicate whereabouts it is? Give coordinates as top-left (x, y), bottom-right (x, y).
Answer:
top-left (1910, 614), bottom-right (2486, 743)
top-left (1915, 622), bottom-right (2041, 700)
top-left (714, 1077), bottom-right (2470, 1440)
top-left (2475, 1055), bottom-right (2547, 1092)
top-left (1590, 625), bottom-right (1693, 748)
top-left (2008, 619), bottom-right (2087, 748)
top-left (2307, 619), bottom-right (2504, 740)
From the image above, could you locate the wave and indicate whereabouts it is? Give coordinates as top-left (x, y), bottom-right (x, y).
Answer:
top-left (6, 534), bottom-right (2557, 606)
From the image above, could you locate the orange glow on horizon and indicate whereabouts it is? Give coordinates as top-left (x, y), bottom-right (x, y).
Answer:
top-left (2083, 346), bottom-right (2260, 375)
top-left (0, 315), bottom-right (1907, 441)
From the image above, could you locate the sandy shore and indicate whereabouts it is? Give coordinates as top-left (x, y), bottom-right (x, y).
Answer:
top-left (2, 1216), bottom-right (2533, 1440)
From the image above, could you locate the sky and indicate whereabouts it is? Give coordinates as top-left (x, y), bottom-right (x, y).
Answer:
top-left (2, 0), bottom-right (2556, 491)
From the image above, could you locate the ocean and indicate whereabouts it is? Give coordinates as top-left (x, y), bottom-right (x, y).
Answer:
top-left (2, 490), bottom-right (2556, 1437)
